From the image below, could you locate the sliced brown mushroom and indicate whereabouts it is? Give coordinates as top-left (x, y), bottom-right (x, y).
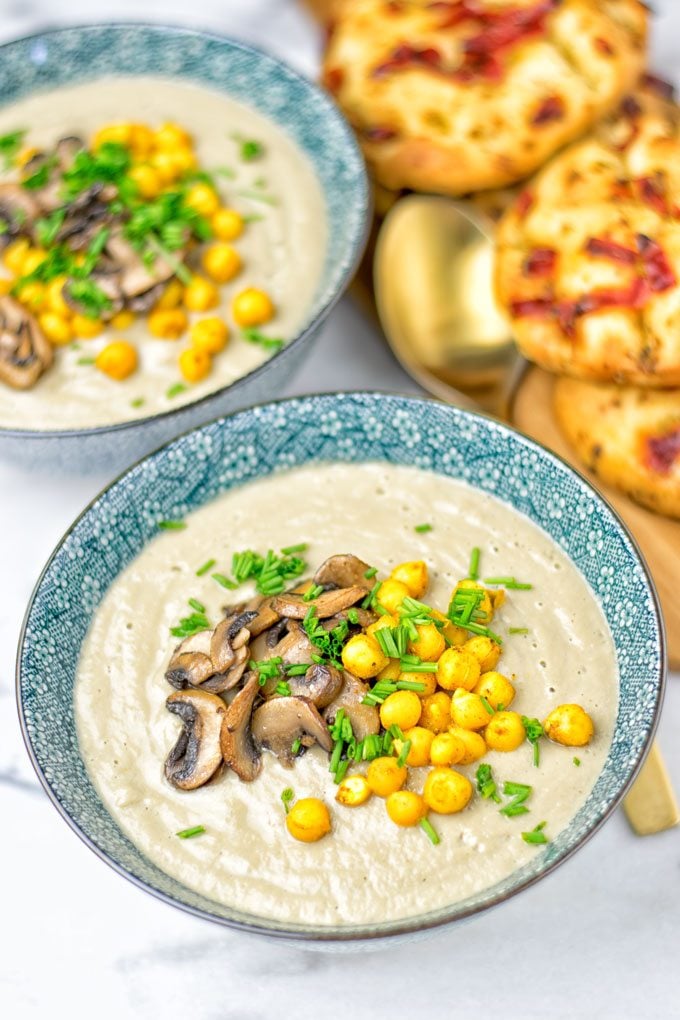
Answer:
top-left (165, 630), bottom-right (215, 690)
top-left (220, 672), bottom-right (262, 782)
top-left (270, 585), bottom-right (366, 620)
top-left (165, 689), bottom-right (226, 790)
top-left (166, 610), bottom-right (256, 693)
top-left (287, 663), bottom-right (343, 708)
top-left (323, 670), bottom-right (380, 742)
top-left (106, 232), bottom-right (178, 303)
top-left (0, 183), bottom-right (39, 249)
top-left (314, 553), bottom-right (373, 591)
top-left (323, 607), bottom-right (377, 631)
top-left (252, 696), bottom-right (332, 767)
top-left (55, 135), bottom-right (85, 169)
top-left (0, 295), bottom-right (53, 389)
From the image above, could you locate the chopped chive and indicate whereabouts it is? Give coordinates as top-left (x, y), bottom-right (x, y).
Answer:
top-left (480, 696), bottom-right (495, 715)
top-left (469, 547), bottom-right (481, 580)
top-left (335, 758), bottom-right (351, 783)
top-left (166, 382), bottom-right (188, 399)
top-left (239, 138), bottom-right (264, 161)
top-left (284, 663), bottom-right (310, 677)
top-left (196, 558), bottom-right (216, 577)
top-left (329, 740), bottom-right (343, 776)
top-left (522, 716), bottom-right (544, 767)
top-left (237, 188), bottom-right (278, 206)
top-left (211, 572), bottom-right (238, 590)
top-left (281, 543), bottom-right (308, 555)
top-left (509, 627), bottom-right (529, 635)
top-left (130, 397), bottom-right (146, 409)
top-left (476, 763), bottom-right (501, 803)
top-left (420, 818), bottom-right (440, 846)
top-left (364, 566), bottom-right (378, 579)
top-left (398, 660), bottom-right (438, 673)
top-left (500, 781), bottom-right (532, 818)
top-left (483, 577), bottom-right (533, 590)
top-left (176, 825), bottom-right (205, 839)
top-left (573, 756), bottom-right (581, 767)
top-left (522, 821), bottom-right (549, 845)
top-left (396, 740), bottom-right (412, 768)
top-left (275, 680), bottom-right (292, 697)
top-left (281, 787), bottom-right (295, 814)
top-left (291, 738), bottom-right (302, 755)
top-left (158, 520), bottom-right (186, 530)
top-left (414, 523), bottom-right (432, 533)
top-left (395, 680), bottom-right (426, 692)
top-left (188, 598), bottom-right (205, 613)
top-left (303, 584), bottom-right (324, 602)
top-left (76, 355), bottom-right (95, 366)
top-left (348, 608), bottom-right (360, 625)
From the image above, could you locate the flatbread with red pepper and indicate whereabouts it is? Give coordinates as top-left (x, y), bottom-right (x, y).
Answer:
top-left (322, 0), bottom-right (647, 195)
top-left (496, 82), bottom-right (680, 385)
top-left (554, 376), bottom-right (680, 518)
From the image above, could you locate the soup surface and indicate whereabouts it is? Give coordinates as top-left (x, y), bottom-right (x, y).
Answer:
top-left (75, 463), bottom-right (618, 926)
top-left (0, 76), bottom-right (326, 429)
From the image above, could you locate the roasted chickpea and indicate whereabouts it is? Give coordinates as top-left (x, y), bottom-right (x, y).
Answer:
top-left (38, 312), bottom-right (73, 346)
top-left (167, 147), bottom-right (197, 176)
top-left (450, 689), bottom-right (491, 731)
top-left (437, 647), bottom-right (481, 692)
top-left (184, 276), bottom-right (220, 313)
top-left (154, 121), bottom-right (193, 150)
top-left (335, 775), bottom-right (372, 807)
top-left (390, 560), bottom-right (428, 598)
top-left (286, 797), bottom-right (331, 842)
top-left (379, 690), bottom-right (422, 731)
top-left (15, 280), bottom-right (45, 313)
top-left (232, 286), bottom-right (275, 327)
top-left (155, 279), bottom-right (184, 311)
top-left (376, 658), bottom-right (401, 682)
top-left (400, 669), bottom-right (437, 697)
top-left (184, 182), bottom-right (220, 218)
top-left (21, 248), bottom-right (47, 277)
top-left (92, 123), bottom-right (133, 149)
top-left (484, 710), bottom-right (525, 752)
top-left (202, 243), bottom-right (242, 283)
top-left (375, 578), bottom-right (410, 615)
top-left (72, 314), bottom-right (104, 339)
top-left (430, 731), bottom-right (466, 766)
top-left (401, 726), bottom-right (434, 767)
top-left (150, 150), bottom-right (181, 184)
top-left (212, 207), bottom-right (244, 241)
top-left (190, 317), bottom-right (229, 355)
top-left (45, 277), bottom-right (72, 317)
top-left (129, 123), bottom-right (155, 157)
top-left (367, 613), bottom-right (399, 638)
top-left (543, 704), bottom-right (594, 747)
top-left (409, 622), bottom-right (446, 662)
top-left (341, 633), bottom-right (388, 680)
top-left (419, 691), bottom-right (451, 733)
top-left (452, 579), bottom-right (494, 621)
top-left (148, 308), bottom-right (189, 340)
top-left (385, 790), bottom-right (426, 827)
top-left (431, 609), bottom-right (467, 646)
top-left (474, 671), bottom-right (515, 710)
top-left (179, 347), bottom-right (212, 383)
top-left (128, 164), bottom-right (163, 199)
top-left (3, 238), bottom-right (30, 275)
top-left (423, 767), bottom-right (472, 814)
top-left (110, 310), bottom-right (135, 330)
top-left (366, 757), bottom-right (407, 797)
top-left (95, 340), bottom-right (137, 381)
top-left (464, 635), bottom-right (502, 673)
top-left (448, 726), bottom-right (487, 764)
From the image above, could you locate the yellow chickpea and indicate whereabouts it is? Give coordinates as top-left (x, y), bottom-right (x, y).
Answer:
top-left (450, 689), bottom-right (492, 731)
top-left (341, 633), bottom-right (387, 680)
top-left (379, 690), bottom-right (422, 731)
top-left (367, 614), bottom-right (399, 638)
top-left (168, 147), bottom-right (197, 175)
top-left (376, 658), bottom-right (401, 682)
top-left (95, 340), bottom-right (138, 381)
top-left (16, 145), bottom-right (40, 168)
top-left (110, 310), bottom-right (135, 330)
top-left (464, 635), bottom-right (502, 673)
top-left (154, 121), bottom-right (193, 150)
top-left (286, 797), bottom-right (331, 843)
top-left (129, 123), bottom-right (155, 158)
top-left (15, 281), bottom-right (45, 313)
top-left (430, 731), bottom-right (466, 766)
top-left (452, 579), bottom-right (494, 621)
top-left (184, 276), bottom-right (220, 313)
top-left (335, 775), bottom-right (372, 807)
top-left (38, 312), bottom-right (73, 346)
top-left (0, 279), bottom-right (11, 296)
top-left (188, 318), bottom-right (228, 357)
top-left (374, 579), bottom-right (409, 615)
top-left (128, 164), bottom-right (163, 199)
top-left (409, 622), bottom-right (446, 662)
top-left (4, 238), bottom-right (31, 275)
top-left (72, 314), bottom-right (104, 339)
top-left (151, 150), bottom-right (181, 184)
top-left (202, 243), bottom-right (242, 284)
top-left (46, 277), bottom-right (72, 318)
top-left (232, 286), bottom-right (275, 327)
top-left (423, 767), bottom-right (472, 815)
top-left (543, 704), bottom-right (594, 747)
top-left (474, 671), bottom-right (516, 710)
top-left (184, 182), bottom-right (220, 218)
top-left (484, 710), bottom-right (526, 752)
top-left (401, 726), bottom-right (434, 767)
top-left (155, 279), bottom-right (184, 310)
top-left (419, 691), bottom-right (452, 733)
top-left (448, 726), bottom-right (487, 765)
top-left (437, 647), bottom-right (481, 692)
top-left (212, 208), bottom-right (244, 241)
top-left (385, 790), bottom-right (426, 827)
top-left (431, 609), bottom-right (467, 647)
top-left (400, 670), bottom-right (437, 698)
top-left (148, 308), bottom-right (189, 340)
top-left (92, 123), bottom-right (134, 149)
top-left (390, 561), bottom-right (428, 598)
top-left (21, 248), bottom-right (47, 276)
top-left (179, 347), bottom-right (212, 384)
top-left (366, 757), bottom-right (407, 799)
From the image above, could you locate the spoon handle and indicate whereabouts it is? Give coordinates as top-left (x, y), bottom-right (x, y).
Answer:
top-left (623, 741), bottom-right (679, 835)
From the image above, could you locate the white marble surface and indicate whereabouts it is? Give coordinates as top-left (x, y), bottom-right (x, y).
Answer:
top-left (2, 2), bottom-right (679, 1017)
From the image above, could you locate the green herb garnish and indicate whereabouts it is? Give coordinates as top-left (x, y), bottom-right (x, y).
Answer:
top-left (280, 788), bottom-right (295, 814)
top-left (469, 546), bottom-right (481, 580)
top-left (158, 520), bottom-right (186, 531)
top-left (170, 606), bottom-right (211, 638)
top-left (211, 572), bottom-right (238, 590)
top-left (167, 382), bottom-right (188, 399)
top-left (476, 763), bottom-right (501, 803)
top-left (176, 825), bottom-right (205, 839)
top-left (364, 566), bottom-right (378, 579)
top-left (291, 738), bottom-right (302, 755)
top-left (241, 327), bottom-right (284, 352)
top-left (522, 821), bottom-right (549, 845)
top-left (196, 558), bottom-right (216, 577)
top-left (509, 627), bottom-right (529, 635)
top-left (188, 598), bottom-right (205, 613)
top-left (483, 577), bottom-right (533, 590)
top-left (250, 657), bottom-right (283, 685)
top-left (396, 740), bottom-right (412, 768)
top-left (130, 397), bottom-right (146, 409)
top-left (275, 680), bottom-right (292, 697)
top-left (480, 696), bottom-right (495, 715)
top-left (76, 356), bottom-right (95, 366)
top-left (241, 139), bottom-right (264, 161)
top-left (414, 523), bottom-right (432, 533)
top-left (420, 818), bottom-right (440, 846)
top-left (500, 781), bottom-right (532, 817)
top-left (573, 756), bottom-right (581, 767)
top-left (281, 543), bottom-right (308, 555)
top-left (0, 128), bottom-right (26, 169)
top-left (522, 716), bottom-right (543, 767)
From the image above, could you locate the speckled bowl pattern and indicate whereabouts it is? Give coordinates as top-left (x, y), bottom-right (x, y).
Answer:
top-left (17, 393), bottom-right (665, 947)
top-left (0, 24), bottom-right (370, 473)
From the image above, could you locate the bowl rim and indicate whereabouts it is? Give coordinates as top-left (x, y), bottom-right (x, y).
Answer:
top-left (0, 21), bottom-right (371, 441)
top-left (16, 390), bottom-right (667, 942)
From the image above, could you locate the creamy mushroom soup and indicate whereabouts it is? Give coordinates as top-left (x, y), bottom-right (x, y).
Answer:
top-left (75, 463), bottom-right (618, 926)
top-left (0, 76), bottom-right (326, 429)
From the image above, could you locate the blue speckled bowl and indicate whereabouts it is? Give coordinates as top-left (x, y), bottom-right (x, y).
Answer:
top-left (0, 24), bottom-right (369, 473)
top-left (17, 393), bottom-right (665, 948)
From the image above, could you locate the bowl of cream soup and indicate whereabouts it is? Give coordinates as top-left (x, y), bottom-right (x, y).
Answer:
top-left (0, 25), bottom-right (369, 472)
top-left (17, 393), bottom-right (665, 946)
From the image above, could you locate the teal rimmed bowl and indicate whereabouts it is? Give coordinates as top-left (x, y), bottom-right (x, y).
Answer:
top-left (17, 393), bottom-right (665, 947)
top-left (0, 24), bottom-right (370, 473)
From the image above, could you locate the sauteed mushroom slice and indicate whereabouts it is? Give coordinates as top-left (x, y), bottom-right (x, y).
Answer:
top-left (0, 184), bottom-right (39, 248)
top-left (165, 630), bottom-right (214, 690)
top-left (202, 644), bottom-right (249, 694)
top-left (252, 697), bottom-right (332, 767)
top-left (0, 296), bottom-right (53, 389)
top-left (287, 663), bottom-right (343, 709)
top-left (241, 595), bottom-right (280, 637)
top-left (270, 585), bottom-right (365, 620)
top-left (324, 671), bottom-right (380, 742)
top-left (220, 672), bottom-right (262, 782)
top-left (202, 610), bottom-right (256, 692)
top-left (106, 232), bottom-right (179, 303)
top-left (165, 689), bottom-right (226, 790)
top-left (314, 554), bottom-right (373, 591)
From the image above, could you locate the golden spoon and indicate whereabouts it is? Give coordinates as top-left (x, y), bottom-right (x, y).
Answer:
top-left (373, 192), bottom-right (678, 835)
